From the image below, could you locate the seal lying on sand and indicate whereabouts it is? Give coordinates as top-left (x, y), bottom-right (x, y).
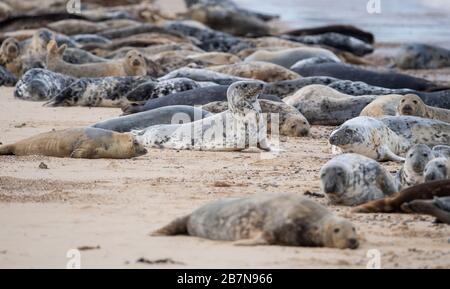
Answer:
top-left (284, 84), bottom-right (377, 125)
top-left (329, 117), bottom-right (409, 162)
top-left (352, 180), bottom-right (450, 213)
top-left (283, 24), bottom-right (374, 44)
top-left (208, 61), bottom-right (301, 82)
top-left (360, 94), bottom-right (404, 117)
top-left (91, 106), bottom-right (212, 133)
top-left (327, 80), bottom-right (412, 96)
top-left (202, 99), bottom-right (310, 137)
top-left (14, 68), bottom-right (75, 101)
top-left (0, 127), bottom-right (147, 159)
top-left (132, 81), bottom-right (272, 151)
top-left (320, 153), bottom-right (397, 206)
top-left (0, 65), bottom-right (17, 86)
top-left (293, 63), bottom-right (444, 91)
top-left (397, 94), bottom-right (450, 123)
top-left (159, 67), bottom-right (250, 85)
top-left (395, 44), bottom-right (450, 69)
top-left (122, 85), bottom-right (281, 115)
top-left (402, 197), bottom-right (450, 224)
top-left (46, 40), bottom-right (149, 78)
top-left (244, 47), bottom-right (340, 69)
top-left (395, 144), bottom-right (434, 191)
top-left (263, 76), bottom-right (338, 98)
top-left (424, 158), bottom-right (450, 182)
top-left (282, 33), bottom-right (374, 56)
top-left (44, 75), bottom-right (152, 107)
top-left (152, 193), bottom-right (359, 249)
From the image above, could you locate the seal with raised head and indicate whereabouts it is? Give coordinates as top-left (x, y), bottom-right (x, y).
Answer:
top-left (292, 62), bottom-right (444, 92)
top-left (14, 68), bottom-right (75, 101)
top-left (352, 180), bottom-right (450, 214)
top-left (284, 84), bottom-right (378, 125)
top-left (0, 127), bottom-right (147, 159)
top-left (244, 47), bottom-right (340, 69)
top-left (320, 153), bottom-right (397, 206)
top-left (152, 193), bottom-right (359, 249)
top-left (132, 81), bottom-right (272, 151)
top-left (0, 65), bottom-right (17, 86)
top-left (208, 61), bottom-right (301, 82)
top-left (402, 197), bottom-right (450, 224)
top-left (397, 94), bottom-right (450, 123)
top-left (395, 144), bottom-right (434, 191)
top-left (360, 94), bottom-right (404, 117)
top-left (395, 43), bottom-right (450, 69)
top-left (46, 40), bottom-right (149, 78)
top-left (202, 99), bottom-right (310, 137)
top-left (91, 106), bottom-right (212, 133)
top-left (44, 75), bottom-right (152, 107)
top-left (424, 158), bottom-right (450, 182)
top-left (329, 116), bottom-right (409, 162)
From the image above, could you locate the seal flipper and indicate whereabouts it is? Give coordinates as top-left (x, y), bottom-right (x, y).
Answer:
top-left (70, 148), bottom-right (93, 159)
top-left (381, 146), bottom-right (405, 162)
top-left (233, 233), bottom-right (269, 246)
top-left (402, 200), bottom-right (450, 224)
top-left (151, 215), bottom-right (190, 236)
top-left (0, 145), bottom-right (14, 155)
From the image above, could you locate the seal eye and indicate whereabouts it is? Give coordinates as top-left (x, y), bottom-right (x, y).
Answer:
top-left (423, 153), bottom-right (428, 157)
top-left (401, 99), bottom-right (405, 103)
top-left (437, 164), bottom-right (445, 168)
top-left (334, 228), bottom-right (340, 234)
top-left (413, 100), bottom-right (418, 104)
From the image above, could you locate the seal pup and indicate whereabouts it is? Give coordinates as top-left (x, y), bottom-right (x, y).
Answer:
top-left (320, 153), bottom-right (397, 206)
top-left (282, 33), bottom-right (374, 56)
top-left (123, 78), bottom-right (202, 102)
top-left (121, 85), bottom-right (281, 115)
top-left (14, 68), bottom-right (75, 101)
top-left (202, 99), bottom-right (310, 137)
top-left (0, 65), bottom-right (17, 86)
top-left (380, 116), bottom-right (450, 148)
top-left (293, 63), bottom-right (443, 92)
top-left (45, 75), bottom-right (152, 107)
top-left (402, 197), bottom-right (450, 225)
top-left (208, 61), bottom-right (301, 82)
top-left (46, 40), bottom-right (149, 78)
top-left (132, 81), bottom-right (272, 152)
top-left (284, 85), bottom-right (378, 125)
top-left (329, 116), bottom-right (409, 162)
top-left (395, 44), bottom-right (450, 69)
top-left (395, 144), bottom-right (434, 191)
top-left (0, 127), bottom-right (147, 159)
top-left (92, 106), bottom-right (212, 133)
top-left (424, 158), bottom-right (450, 182)
top-left (159, 67), bottom-right (250, 85)
top-left (352, 180), bottom-right (450, 213)
top-left (244, 47), bottom-right (340, 69)
top-left (152, 193), bottom-right (359, 249)
top-left (397, 94), bottom-right (450, 123)
top-left (360, 94), bottom-right (404, 117)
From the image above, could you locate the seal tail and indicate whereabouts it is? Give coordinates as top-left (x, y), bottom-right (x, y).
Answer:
top-left (150, 215), bottom-right (190, 236)
top-left (0, 145), bottom-right (14, 155)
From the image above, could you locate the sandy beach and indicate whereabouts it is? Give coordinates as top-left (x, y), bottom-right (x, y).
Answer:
top-left (0, 0), bottom-right (450, 269)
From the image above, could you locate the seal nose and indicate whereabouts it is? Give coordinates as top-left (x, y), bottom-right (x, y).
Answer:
top-left (300, 128), bottom-right (309, 136)
top-left (425, 173), bottom-right (436, 182)
top-left (349, 238), bottom-right (359, 249)
top-left (324, 183), bottom-right (337, 194)
top-left (401, 105), bottom-right (413, 114)
top-left (29, 80), bottom-right (48, 100)
top-left (132, 59), bottom-right (140, 66)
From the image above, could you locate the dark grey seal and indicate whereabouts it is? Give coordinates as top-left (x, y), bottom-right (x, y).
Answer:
top-left (395, 44), bottom-right (450, 69)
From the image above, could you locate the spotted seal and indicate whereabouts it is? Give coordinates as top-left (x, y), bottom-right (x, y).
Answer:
top-left (14, 68), bottom-right (75, 101)
top-left (424, 158), bottom-right (450, 182)
top-left (152, 193), bottom-right (359, 249)
top-left (263, 76), bottom-right (338, 98)
top-left (395, 144), bottom-right (434, 191)
top-left (397, 94), bottom-right (450, 123)
top-left (320, 153), bottom-right (397, 206)
top-left (244, 47), bottom-right (340, 69)
top-left (91, 106), bottom-right (212, 133)
top-left (208, 61), bottom-right (301, 82)
top-left (284, 85), bottom-right (378, 125)
top-left (293, 62), bottom-right (444, 91)
top-left (44, 75), bottom-right (152, 107)
top-left (395, 43), bottom-right (450, 69)
top-left (132, 81), bottom-right (272, 151)
top-left (0, 127), bottom-right (147, 159)
top-left (202, 99), bottom-right (310, 137)
top-left (159, 67), bottom-right (250, 85)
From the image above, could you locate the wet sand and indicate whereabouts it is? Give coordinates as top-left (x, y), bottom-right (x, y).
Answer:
top-left (1, 0), bottom-right (450, 269)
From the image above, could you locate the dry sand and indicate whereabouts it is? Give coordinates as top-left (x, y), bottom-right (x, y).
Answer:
top-left (0, 86), bottom-right (449, 269)
top-left (1, 0), bottom-right (450, 269)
